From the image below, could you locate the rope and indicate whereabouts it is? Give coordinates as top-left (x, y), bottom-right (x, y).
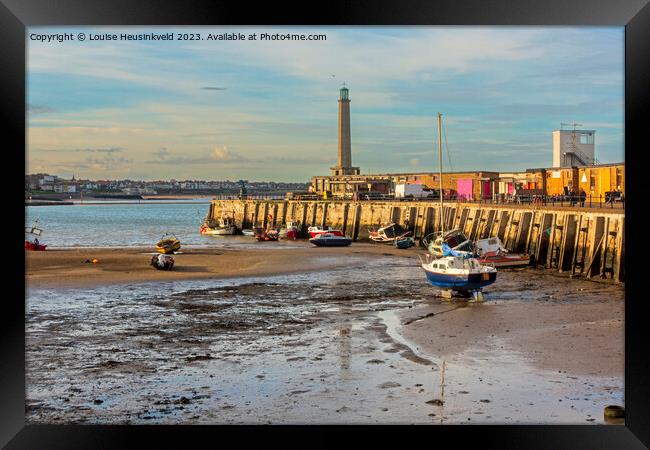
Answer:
top-left (442, 120), bottom-right (454, 172)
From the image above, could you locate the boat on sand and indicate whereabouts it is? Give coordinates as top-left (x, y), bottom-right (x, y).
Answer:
top-left (25, 221), bottom-right (47, 251)
top-left (156, 233), bottom-right (181, 254)
top-left (309, 233), bottom-right (352, 247)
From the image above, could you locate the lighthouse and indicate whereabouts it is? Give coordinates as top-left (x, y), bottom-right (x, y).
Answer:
top-left (331, 85), bottom-right (360, 176)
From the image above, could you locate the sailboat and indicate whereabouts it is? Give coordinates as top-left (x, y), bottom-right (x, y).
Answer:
top-left (420, 113), bottom-right (497, 297)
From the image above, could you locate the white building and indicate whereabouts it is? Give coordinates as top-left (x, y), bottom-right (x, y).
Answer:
top-left (552, 129), bottom-right (596, 167)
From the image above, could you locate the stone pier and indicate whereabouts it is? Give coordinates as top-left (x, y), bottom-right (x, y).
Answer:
top-left (209, 199), bottom-right (625, 283)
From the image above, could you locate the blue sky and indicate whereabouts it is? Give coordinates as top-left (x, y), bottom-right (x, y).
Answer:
top-left (27, 26), bottom-right (624, 182)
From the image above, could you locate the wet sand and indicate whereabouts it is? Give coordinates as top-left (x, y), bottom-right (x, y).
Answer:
top-left (25, 244), bottom-right (624, 424)
top-left (26, 242), bottom-right (414, 289)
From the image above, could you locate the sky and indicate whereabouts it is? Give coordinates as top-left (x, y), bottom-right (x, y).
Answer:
top-left (26, 26), bottom-right (624, 182)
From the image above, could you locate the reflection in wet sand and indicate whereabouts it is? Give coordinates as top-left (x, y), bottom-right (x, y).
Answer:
top-left (26, 255), bottom-right (624, 424)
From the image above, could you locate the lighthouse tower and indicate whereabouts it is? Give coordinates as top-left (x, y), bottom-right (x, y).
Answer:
top-left (331, 85), bottom-right (360, 176)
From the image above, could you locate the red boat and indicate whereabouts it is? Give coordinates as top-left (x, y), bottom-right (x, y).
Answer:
top-left (307, 226), bottom-right (343, 238)
top-left (279, 221), bottom-right (300, 240)
top-left (25, 241), bottom-right (47, 251)
top-left (475, 237), bottom-right (531, 268)
top-left (25, 222), bottom-right (47, 251)
top-left (477, 252), bottom-right (531, 268)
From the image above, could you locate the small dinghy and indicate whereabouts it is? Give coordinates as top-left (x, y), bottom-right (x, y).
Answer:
top-left (241, 229), bottom-right (255, 237)
top-left (310, 233), bottom-right (352, 247)
top-left (25, 221), bottom-right (47, 251)
top-left (394, 236), bottom-right (415, 249)
top-left (155, 233), bottom-right (181, 254)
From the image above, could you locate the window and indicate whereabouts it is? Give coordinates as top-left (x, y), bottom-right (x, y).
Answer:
top-left (580, 133), bottom-right (594, 145)
top-left (590, 171), bottom-right (596, 190)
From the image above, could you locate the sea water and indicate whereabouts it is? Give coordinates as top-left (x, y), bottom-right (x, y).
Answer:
top-left (25, 200), bottom-right (236, 248)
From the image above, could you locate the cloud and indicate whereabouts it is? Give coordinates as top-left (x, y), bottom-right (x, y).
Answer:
top-left (74, 147), bottom-right (124, 154)
top-left (212, 146), bottom-right (246, 162)
top-left (84, 154), bottom-right (131, 171)
top-left (145, 146), bottom-right (248, 165)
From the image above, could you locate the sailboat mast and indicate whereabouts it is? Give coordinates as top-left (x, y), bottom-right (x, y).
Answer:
top-left (438, 112), bottom-right (444, 236)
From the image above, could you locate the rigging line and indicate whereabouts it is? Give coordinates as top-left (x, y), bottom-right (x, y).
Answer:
top-left (433, 117), bottom-right (440, 174)
top-left (442, 120), bottom-right (453, 172)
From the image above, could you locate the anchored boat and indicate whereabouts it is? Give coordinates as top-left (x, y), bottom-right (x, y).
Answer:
top-left (368, 223), bottom-right (412, 243)
top-left (420, 253), bottom-right (497, 292)
top-left (394, 236), bottom-right (415, 249)
top-left (309, 233), bottom-right (352, 247)
top-left (475, 237), bottom-right (531, 268)
top-left (308, 226), bottom-right (343, 238)
top-left (419, 112), bottom-right (497, 299)
top-left (423, 228), bottom-right (475, 257)
top-left (200, 215), bottom-right (237, 235)
top-left (255, 227), bottom-right (279, 241)
top-left (279, 221), bottom-right (300, 240)
top-left (156, 233), bottom-right (181, 254)
top-left (25, 220), bottom-right (47, 251)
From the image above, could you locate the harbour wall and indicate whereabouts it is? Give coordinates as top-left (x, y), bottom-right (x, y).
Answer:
top-left (209, 200), bottom-right (624, 283)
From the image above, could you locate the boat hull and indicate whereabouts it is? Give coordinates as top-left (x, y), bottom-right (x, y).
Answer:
top-left (477, 254), bottom-right (531, 268)
top-left (156, 239), bottom-right (181, 254)
top-left (394, 237), bottom-right (414, 249)
top-left (310, 238), bottom-right (352, 247)
top-left (200, 226), bottom-right (236, 235)
top-left (25, 241), bottom-right (47, 251)
top-left (424, 270), bottom-right (497, 290)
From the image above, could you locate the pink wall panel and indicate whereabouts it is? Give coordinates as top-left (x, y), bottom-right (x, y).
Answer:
top-left (456, 179), bottom-right (473, 200)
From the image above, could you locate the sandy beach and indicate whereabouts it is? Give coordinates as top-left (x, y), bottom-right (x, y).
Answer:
top-left (25, 244), bottom-right (624, 424)
top-left (25, 242), bottom-right (416, 289)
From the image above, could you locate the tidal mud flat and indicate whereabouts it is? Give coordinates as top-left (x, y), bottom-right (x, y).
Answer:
top-left (26, 253), bottom-right (624, 424)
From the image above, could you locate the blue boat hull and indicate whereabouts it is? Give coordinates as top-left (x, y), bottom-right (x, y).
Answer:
top-left (424, 270), bottom-right (497, 291)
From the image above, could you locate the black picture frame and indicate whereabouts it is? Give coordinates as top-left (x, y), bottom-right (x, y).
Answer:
top-left (3, 0), bottom-right (648, 448)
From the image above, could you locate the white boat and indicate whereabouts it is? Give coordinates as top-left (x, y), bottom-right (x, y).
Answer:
top-left (241, 229), bottom-right (255, 237)
top-left (368, 223), bottom-right (411, 243)
top-left (475, 237), bottom-right (531, 268)
top-left (200, 215), bottom-right (237, 235)
top-left (423, 228), bottom-right (475, 257)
